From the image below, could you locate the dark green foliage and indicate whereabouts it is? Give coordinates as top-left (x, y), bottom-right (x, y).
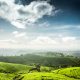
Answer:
top-left (0, 53), bottom-right (80, 68)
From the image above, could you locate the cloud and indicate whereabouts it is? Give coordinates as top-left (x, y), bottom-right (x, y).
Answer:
top-left (30, 36), bottom-right (57, 45)
top-left (0, 39), bottom-right (23, 49)
top-left (0, 31), bottom-right (28, 48)
top-left (12, 31), bottom-right (27, 38)
top-left (0, 28), bottom-right (4, 32)
top-left (0, 0), bottom-right (56, 29)
top-left (11, 21), bottom-right (26, 29)
top-left (62, 37), bottom-right (76, 42)
top-left (28, 36), bottom-right (79, 50)
top-left (0, 35), bottom-right (79, 50)
top-left (0, 39), bottom-right (17, 44)
top-left (12, 31), bottom-right (29, 45)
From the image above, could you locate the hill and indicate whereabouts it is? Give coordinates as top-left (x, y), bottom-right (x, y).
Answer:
top-left (53, 67), bottom-right (80, 79)
top-left (0, 62), bottom-right (31, 74)
top-left (0, 53), bottom-right (80, 67)
top-left (0, 62), bottom-right (80, 80)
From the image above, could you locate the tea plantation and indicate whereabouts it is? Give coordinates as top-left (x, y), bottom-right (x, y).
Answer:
top-left (0, 62), bottom-right (80, 80)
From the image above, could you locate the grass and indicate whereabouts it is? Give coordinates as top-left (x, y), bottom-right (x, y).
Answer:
top-left (0, 73), bottom-right (14, 80)
top-left (0, 62), bottom-right (80, 80)
top-left (0, 62), bottom-right (30, 73)
top-left (21, 72), bottom-right (77, 80)
top-left (53, 67), bottom-right (80, 79)
top-left (0, 62), bottom-right (31, 80)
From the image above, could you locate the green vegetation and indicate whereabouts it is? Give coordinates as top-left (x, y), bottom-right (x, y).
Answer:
top-left (21, 72), bottom-right (76, 80)
top-left (0, 62), bottom-right (30, 73)
top-left (0, 62), bottom-right (30, 80)
top-left (0, 62), bottom-right (80, 80)
top-left (0, 53), bottom-right (80, 67)
top-left (53, 67), bottom-right (80, 79)
top-left (0, 52), bottom-right (80, 80)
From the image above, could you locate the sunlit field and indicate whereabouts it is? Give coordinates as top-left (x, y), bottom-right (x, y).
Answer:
top-left (0, 62), bottom-right (80, 80)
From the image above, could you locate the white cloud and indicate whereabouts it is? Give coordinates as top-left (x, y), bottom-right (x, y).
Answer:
top-left (0, 35), bottom-right (79, 50)
top-left (12, 31), bottom-right (29, 45)
top-left (11, 21), bottom-right (26, 29)
top-left (0, 39), bottom-right (24, 49)
top-left (28, 36), bottom-right (79, 50)
top-left (0, 28), bottom-right (4, 32)
top-left (0, 39), bottom-right (17, 44)
top-left (62, 37), bottom-right (76, 42)
top-left (12, 31), bottom-right (18, 34)
top-left (0, 0), bottom-right (56, 29)
top-left (30, 36), bottom-right (57, 45)
top-left (12, 31), bottom-right (26, 38)
top-left (0, 0), bottom-right (16, 19)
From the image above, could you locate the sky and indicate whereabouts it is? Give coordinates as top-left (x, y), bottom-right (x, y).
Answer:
top-left (0, 0), bottom-right (80, 51)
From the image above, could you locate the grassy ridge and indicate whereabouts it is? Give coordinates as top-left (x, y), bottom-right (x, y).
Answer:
top-left (0, 62), bottom-right (30, 73)
top-left (21, 72), bottom-right (76, 80)
top-left (0, 73), bottom-right (14, 80)
top-left (0, 62), bottom-right (80, 80)
top-left (53, 67), bottom-right (80, 79)
top-left (0, 62), bottom-right (31, 80)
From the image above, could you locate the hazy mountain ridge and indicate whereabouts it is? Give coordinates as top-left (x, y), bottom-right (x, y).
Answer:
top-left (0, 48), bottom-right (80, 57)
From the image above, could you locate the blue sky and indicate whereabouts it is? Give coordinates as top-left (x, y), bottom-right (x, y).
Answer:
top-left (0, 0), bottom-right (80, 50)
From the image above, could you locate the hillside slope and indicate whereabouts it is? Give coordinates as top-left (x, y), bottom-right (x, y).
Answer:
top-left (0, 62), bottom-right (30, 73)
top-left (0, 62), bottom-right (31, 80)
top-left (0, 62), bottom-right (80, 80)
top-left (0, 54), bottom-right (80, 67)
top-left (53, 67), bottom-right (80, 79)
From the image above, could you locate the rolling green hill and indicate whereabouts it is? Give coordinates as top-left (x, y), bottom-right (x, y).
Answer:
top-left (53, 67), bottom-right (80, 79)
top-left (0, 62), bottom-right (80, 80)
top-left (0, 62), bottom-right (30, 73)
top-left (0, 54), bottom-right (80, 67)
top-left (0, 62), bottom-right (31, 80)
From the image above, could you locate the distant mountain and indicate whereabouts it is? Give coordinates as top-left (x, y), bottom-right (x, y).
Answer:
top-left (0, 48), bottom-right (31, 56)
top-left (71, 51), bottom-right (80, 57)
top-left (0, 48), bottom-right (80, 57)
top-left (61, 51), bottom-right (80, 57)
top-left (35, 52), bottom-right (65, 57)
